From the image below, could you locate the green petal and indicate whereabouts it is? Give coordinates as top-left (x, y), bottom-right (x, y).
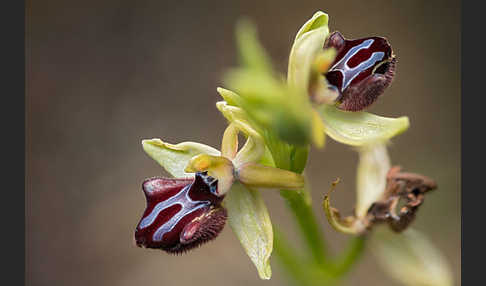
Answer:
top-left (372, 228), bottom-right (453, 286)
top-left (185, 154), bottom-right (235, 195)
top-left (317, 105), bottom-right (410, 146)
top-left (294, 11), bottom-right (329, 41)
top-left (288, 11), bottom-right (329, 93)
top-left (355, 144), bottom-right (391, 218)
top-left (225, 20), bottom-right (314, 146)
top-left (216, 101), bottom-right (265, 166)
top-left (311, 109), bottom-right (326, 148)
top-left (221, 123), bottom-right (239, 159)
top-left (216, 87), bottom-right (241, 107)
top-left (216, 101), bottom-right (250, 127)
top-left (237, 163), bottom-right (305, 190)
top-left (235, 19), bottom-right (273, 72)
top-left (224, 182), bottom-right (273, 280)
top-left (141, 139), bottom-right (220, 178)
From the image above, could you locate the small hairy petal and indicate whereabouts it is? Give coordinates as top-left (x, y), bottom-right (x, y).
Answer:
top-left (134, 172), bottom-right (227, 254)
top-left (324, 31), bottom-right (396, 111)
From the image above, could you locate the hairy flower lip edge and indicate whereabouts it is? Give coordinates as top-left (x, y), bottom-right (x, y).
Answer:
top-left (321, 31), bottom-right (396, 112)
top-left (134, 172), bottom-right (228, 254)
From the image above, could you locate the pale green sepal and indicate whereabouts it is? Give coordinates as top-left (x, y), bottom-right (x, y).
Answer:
top-left (216, 101), bottom-right (250, 127)
top-left (142, 139), bottom-right (220, 178)
top-left (225, 68), bottom-right (313, 145)
top-left (355, 143), bottom-right (391, 218)
top-left (288, 12), bottom-right (329, 93)
top-left (310, 49), bottom-right (338, 105)
top-left (318, 105), bottom-right (410, 146)
top-left (232, 120), bottom-right (265, 167)
top-left (216, 101), bottom-right (265, 166)
top-left (294, 11), bottom-right (329, 41)
top-left (221, 123), bottom-right (239, 159)
top-left (227, 20), bottom-right (314, 145)
top-left (235, 19), bottom-right (273, 72)
top-left (224, 182), bottom-right (273, 280)
top-left (216, 87), bottom-right (241, 106)
top-left (372, 228), bottom-right (453, 286)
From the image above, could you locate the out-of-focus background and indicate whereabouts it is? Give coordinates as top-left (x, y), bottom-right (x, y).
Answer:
top-left (26, 0), bottom-right (460, 285)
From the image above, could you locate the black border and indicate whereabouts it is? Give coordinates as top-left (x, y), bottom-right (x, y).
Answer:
top-left (462, 0), bottom-right (482, 285)
top-left (5, 0), bottom-right (473, 285)
top-left (2, 0), bottom-right (25, 284)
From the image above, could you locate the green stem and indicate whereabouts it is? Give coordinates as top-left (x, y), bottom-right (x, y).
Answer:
top-left (330, 236), bottom-right (367, 277)
top-left (266, 142), bottom-right (327, 264)
top-left (273, 227), bottom-right (314, 286)
top-left (279, 189), bottom-right (327, 264)
top-left (274, 226), bottom-right (336, 286)
top-left (264, 135), bottom-right (365, 282)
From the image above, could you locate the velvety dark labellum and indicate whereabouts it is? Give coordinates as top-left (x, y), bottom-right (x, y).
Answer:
top-left (324, 31), bottom-right (396, 111)
top-left (135, 172), bottom-right (227, 254)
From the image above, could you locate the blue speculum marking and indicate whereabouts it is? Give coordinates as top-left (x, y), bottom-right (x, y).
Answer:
top-left (139, 184), bottom-right (210, 242)
top-left (135, 172), bottom-right (227, 252)
top-left (330, 39), bottom-right (385, 90)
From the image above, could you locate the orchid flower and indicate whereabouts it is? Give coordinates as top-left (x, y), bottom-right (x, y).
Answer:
top-left (134, 10), bottom-right (453, 286)
top-left (135, 114), bottom-right (304, 279)
top-left (221, 12), bottom-right (409, 148)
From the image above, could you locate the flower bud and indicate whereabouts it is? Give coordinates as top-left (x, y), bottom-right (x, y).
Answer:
top-left (135, 172), bottom-right (227, 254)
top-left (323, 31), bottom-right (396, 111)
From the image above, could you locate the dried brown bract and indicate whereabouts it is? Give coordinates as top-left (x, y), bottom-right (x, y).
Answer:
top-left (323, 165), bottom-right (438, 235)
top-left (366, 166), bottom-right (438, 232)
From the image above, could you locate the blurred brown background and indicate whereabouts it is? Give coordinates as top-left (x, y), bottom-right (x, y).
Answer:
top-left (26, 0), bottom-right (460, 285)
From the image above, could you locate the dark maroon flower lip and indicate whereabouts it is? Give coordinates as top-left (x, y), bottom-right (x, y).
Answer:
top-left (323, 31), bottom-right (396, 111)
top-left (135, 171), bottom-right (227, 254)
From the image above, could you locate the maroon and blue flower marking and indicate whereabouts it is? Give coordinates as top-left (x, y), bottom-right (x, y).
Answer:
top-left (135, 171), bottom-right (227, 254)
top-left (324, 31), bottom-right (396, 111)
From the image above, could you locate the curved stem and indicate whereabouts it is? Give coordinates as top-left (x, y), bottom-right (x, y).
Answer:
top-left (262, 133), bottom-right (366, 281)
top-left (273, 227), bottom-right (314, 286)
top-left (265, 139), bottom-right (328, 264)
top-left (274, 226), bottom-right (335, 286)
top-left (279, 189), bottom-right (327, 264)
